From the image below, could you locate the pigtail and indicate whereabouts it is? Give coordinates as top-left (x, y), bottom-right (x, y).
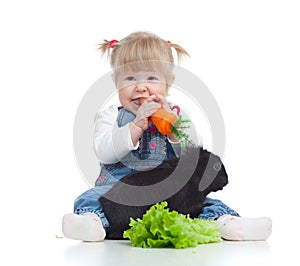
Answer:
top-left (98, 39), bottom-right (111, 58)
top-left (170, 42), bottom-right (190, 62)
top-left (97, 33), bottom-right (190, 69)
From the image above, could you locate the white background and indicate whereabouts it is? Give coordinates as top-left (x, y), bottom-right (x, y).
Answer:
top-left (1, 0), bottom-right (299, 263)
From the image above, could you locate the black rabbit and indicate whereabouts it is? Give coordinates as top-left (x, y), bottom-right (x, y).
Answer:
top-left (100, 147), bottom-right (228, 239)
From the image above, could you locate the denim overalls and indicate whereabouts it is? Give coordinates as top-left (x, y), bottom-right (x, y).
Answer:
top-left (74, 108), bottom-right (239, 232)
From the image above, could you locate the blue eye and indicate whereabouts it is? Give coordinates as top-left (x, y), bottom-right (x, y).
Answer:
top-left (148, 76), bottom-right (158, 81)
top-left (126, 76), bottom-right (135, 81)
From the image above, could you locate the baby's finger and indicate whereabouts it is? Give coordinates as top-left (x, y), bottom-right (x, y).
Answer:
top-left (146, 95), bottom-right (157, 102)
top-left (155, 94), bottom-right (165, 103)
top-left (149, 101), bottom-right (161, 109)
top-left (155, 94), bottom-right (170, 109)
top-left (148, 107), bottom-right (159, 116)
top-left (155, 95), bottom-right (171, 111)
top-left (144, 108), bottom-right (158, 117)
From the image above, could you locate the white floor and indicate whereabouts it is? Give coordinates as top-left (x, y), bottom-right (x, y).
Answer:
top-left (30, 233), bottom-right (295, 266)
top-left (62, 240), bottom-right (270, 266)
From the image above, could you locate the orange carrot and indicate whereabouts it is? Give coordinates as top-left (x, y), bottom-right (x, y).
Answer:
top-left (140, 98), bottom-right (194, 146)
top-left (150, 108), bottom-right (178, 135)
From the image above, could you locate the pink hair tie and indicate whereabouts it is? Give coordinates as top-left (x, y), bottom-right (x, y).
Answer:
top-left (166, 40), bottom-right (172, 47)
top-left (109, 39), bottom-right (118, 48)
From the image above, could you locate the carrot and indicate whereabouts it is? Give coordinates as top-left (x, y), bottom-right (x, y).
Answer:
top-left (140, 98), bottom-right (194, 147)
top-left (150, 108), bottom-right (178, 135)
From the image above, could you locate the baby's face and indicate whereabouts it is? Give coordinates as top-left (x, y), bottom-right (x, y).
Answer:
top-left (115, 71), bottom-right (169, 114)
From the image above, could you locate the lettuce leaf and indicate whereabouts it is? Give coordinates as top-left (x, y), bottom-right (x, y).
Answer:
top-left (123, 202), bottom-right (221, 249)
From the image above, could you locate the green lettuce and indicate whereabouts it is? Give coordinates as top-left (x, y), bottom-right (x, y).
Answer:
top-left (123, 202), bottom-right (221, 249)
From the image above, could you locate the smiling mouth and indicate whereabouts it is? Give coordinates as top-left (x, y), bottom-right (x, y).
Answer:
top-left (131, 98), bottom-right (141, 106)
top-left (131, 96), bottom-right (158, 106)
top-left (131, 97), bottom-right (148, 106)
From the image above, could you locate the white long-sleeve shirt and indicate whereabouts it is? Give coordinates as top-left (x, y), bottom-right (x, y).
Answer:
top-left (94, 105), bottom-right (202, 164)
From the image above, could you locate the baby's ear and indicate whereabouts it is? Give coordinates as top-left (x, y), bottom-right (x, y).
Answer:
top-left (170, 74), bottom-right (175, 84)
top-left (167, 75), bottom-right (175, 91)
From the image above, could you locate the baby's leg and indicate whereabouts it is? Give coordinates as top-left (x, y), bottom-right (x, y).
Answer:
top-left (199, 198), bottom-right (240, 220)
top-left (62, 187), bottom-right (110, 242)
top-left (199, 198), bottom-right (272, 241)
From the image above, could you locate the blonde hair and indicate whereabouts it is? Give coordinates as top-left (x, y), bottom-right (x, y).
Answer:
top-left (98, 31), bottom-right (189, 83)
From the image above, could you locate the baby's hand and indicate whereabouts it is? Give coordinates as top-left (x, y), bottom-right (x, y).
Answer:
top-left (156, 94), bottom-right (173, 113)
top-left (133, 95), bottom-right (161, 130)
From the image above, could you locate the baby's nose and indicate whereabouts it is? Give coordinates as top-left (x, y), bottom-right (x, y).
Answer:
top-left (135, 81), bottom-right (148, 91)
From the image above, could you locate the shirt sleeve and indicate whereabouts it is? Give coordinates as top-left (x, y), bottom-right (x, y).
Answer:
top-left (94, 105), bottom-right (139, 164)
